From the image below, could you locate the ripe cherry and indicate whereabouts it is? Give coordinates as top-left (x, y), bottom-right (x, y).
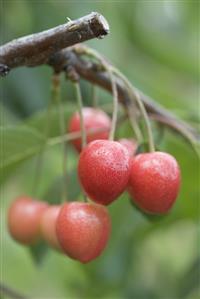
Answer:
top-left (40, 205), bottom-right (61, 250)
top-left (68, 107), bottom-right (111, 152)
top-left (118, 138), bottom-right (137, 156)
top-left (78, 140), bottom-right (131, 205)
top-left (56, 202), bottom-right (111, 263)
top-left (8, 196), bottom-right (48, 245)
top-left (128, 152), bottom-right (181, 214)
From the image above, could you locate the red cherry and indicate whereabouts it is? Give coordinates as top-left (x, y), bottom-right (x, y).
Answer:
top-left (68, 107), bottom-right (111, 152)
top-left (128, 152), bottom-right (181, 214)
top-left (8, 196), bottom-right (48, 245)
top-left (118, 138), bottom-right (137, 156)
top-left (78, 140), bottom-right (131, 205)
top-left (40, 205), bottom-right (61, 250)
top-left (56, 202), bottom-right (111, 263)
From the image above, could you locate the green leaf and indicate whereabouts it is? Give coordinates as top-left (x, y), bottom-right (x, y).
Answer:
top-left (43, 168), bottom-right (81, 204)
top-left (29, 240), bottom-right (49, 265)
top-left (0, 126), bottom-right (45, 182)
top-left (0, 102), bottom-right (19, 126)
top-left (25, 104), bottom-right (76, 138)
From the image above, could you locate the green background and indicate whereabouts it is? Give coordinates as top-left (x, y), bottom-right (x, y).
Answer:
top-left (0, 1), bottom-right (199, 299)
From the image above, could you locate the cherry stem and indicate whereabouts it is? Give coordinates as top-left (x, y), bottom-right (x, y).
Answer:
top-left (91, 85), bottom-right (98, 107)
top-left (75, 46), bottom-right (118, 141)
top-left (73, 80), bottom-right (88, 203)
top-left (107, 67), bottom-right (118, 141)
top-left (73, 45), bottom-right (155, 151)
top-left (127, 103), bottom-right (143, 143)
top-left (52, 73), bottom-right (68, 202)
top-left (73, 81), bottom-right (87, 149)
top-left (47, 119), bottom-right (124, 147)
top-left (48, 127), bottom-right (107, 146)
top-left (111, 67), bottom-right (155, 152)
top-left (32, 85), bottom-right (53, 196)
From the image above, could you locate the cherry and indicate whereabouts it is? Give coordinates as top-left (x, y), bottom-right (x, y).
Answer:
top-left (8, 196), bottom-right (48, 245)
top-left (118, 138), bottom-right (137, 156)
top-left (68, 107), bottom-right (111, 152)
top-left (56, 202), bottom-right (111, 263)
top-left (40, 205), bottom-right (61, 250)
top-left (78, 140), bottom-right (131, 205)
top-left (128, 152), bottom-right (181, 214)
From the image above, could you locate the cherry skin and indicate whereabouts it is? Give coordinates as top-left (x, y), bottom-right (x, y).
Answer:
top-left (68, 107), bottom-right (111, 152)
top-left (40, 205), bottom-right (61, 250)
top-left (56, 202), bottom-right (111, 263)
top-left (118, 138), bottom-right (137, 156)
top-left (78, 140), bottom-right (131, 205)
top-left (8, 196), bottom-right (48, 245)
top-left (128, 152), bottom-right (181, 214)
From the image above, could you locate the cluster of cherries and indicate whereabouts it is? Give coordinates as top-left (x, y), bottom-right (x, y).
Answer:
top-left (8, 107), bottom-right (181, 263)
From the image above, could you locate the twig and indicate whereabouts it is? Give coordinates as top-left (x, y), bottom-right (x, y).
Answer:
top-left (0, 15), bottom-right (198, 144)
top-left (0, 282), bottom-right (28, 299)
top-left (0, 12), bottom-right (109, 72)
top-left (47, 118), bottom-right (125, 147)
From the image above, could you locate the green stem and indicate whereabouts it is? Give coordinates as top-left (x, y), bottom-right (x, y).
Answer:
top-left (111, 67), bottom-right (155, 152)
top-left (47, 119), bottom-right (124, 147)
top-left (76, 47), bottom-right (118, 141)
top-left (52, 73), bottom-right (68, 202)
top-left (107, 67), bottom-right (118, 141)
top-left (73, 80), bottom-right (88, 202)
top-left (73, 81), bottom-right (87, 149)
top-left (74, 45), bottom-right (155, 151)
top-left (32, 89), bottom-right (53, 196)
top-left (91, 85), bottom-right (98, 107)
top-left (48, 127), bottom-right (107, 146)
top-left (127, 103), bottom-right (143, 143)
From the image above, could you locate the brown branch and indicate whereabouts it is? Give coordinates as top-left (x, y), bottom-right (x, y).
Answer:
top-left (0, 13), bottom-right (198, 144)
top-left (0, 12), bottom-right (109, 74)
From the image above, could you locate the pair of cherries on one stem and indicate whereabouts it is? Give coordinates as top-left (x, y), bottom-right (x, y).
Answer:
top-left (70, 107), bottom-right (181, 214)
top-left (8, 197), bottom-right (111, 263)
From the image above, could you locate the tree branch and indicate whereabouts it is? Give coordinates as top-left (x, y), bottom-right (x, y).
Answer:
top-left (0, 12), bottom-right (109, 73)
top-left (0, 13), bottom-right (198, 144)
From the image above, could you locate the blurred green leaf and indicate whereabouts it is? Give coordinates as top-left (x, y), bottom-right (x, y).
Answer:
top-left (0, 103), bottom-right (19, 126)
top-left (29, 240), bottom-right (49, 265)
top-left (0, 126), bottom-right (45, 182)
top-left (43, 168), bottom-right (81, 204)
top-left (25, 104), bottom-right (76, 138)
top-left (179, 257), bottom-right (200, 298)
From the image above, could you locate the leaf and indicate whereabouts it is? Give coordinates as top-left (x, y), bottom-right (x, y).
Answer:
top-left (128, 197), bottom-right (165, 223)
top-left (0, 126), bottom-right (45, 182)
top-left (0, 102), bottom-right (19, 126)
top-left (43, 168), bottom-right (81, 204)
top-left (29, 240), bottom-right (49, 265)
top-left (25, 104), bottom-right (76, 138)
top-left (179, 257), bottom-right (200, 298)
top-left (135, 142), bottom-right (149, 154)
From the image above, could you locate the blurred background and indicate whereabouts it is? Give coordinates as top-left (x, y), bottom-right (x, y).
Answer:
top-left (0, 1), bottom-right (199, 299)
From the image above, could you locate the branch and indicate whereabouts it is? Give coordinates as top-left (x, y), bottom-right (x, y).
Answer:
top-left (0, 282), bottom-right (28, 299)
top-left (50, 48), bottom-right (199, 142)
top-left (0, 12), bottom-right (109, 74)
top-left (0, 14), bottom-right (198, 144)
